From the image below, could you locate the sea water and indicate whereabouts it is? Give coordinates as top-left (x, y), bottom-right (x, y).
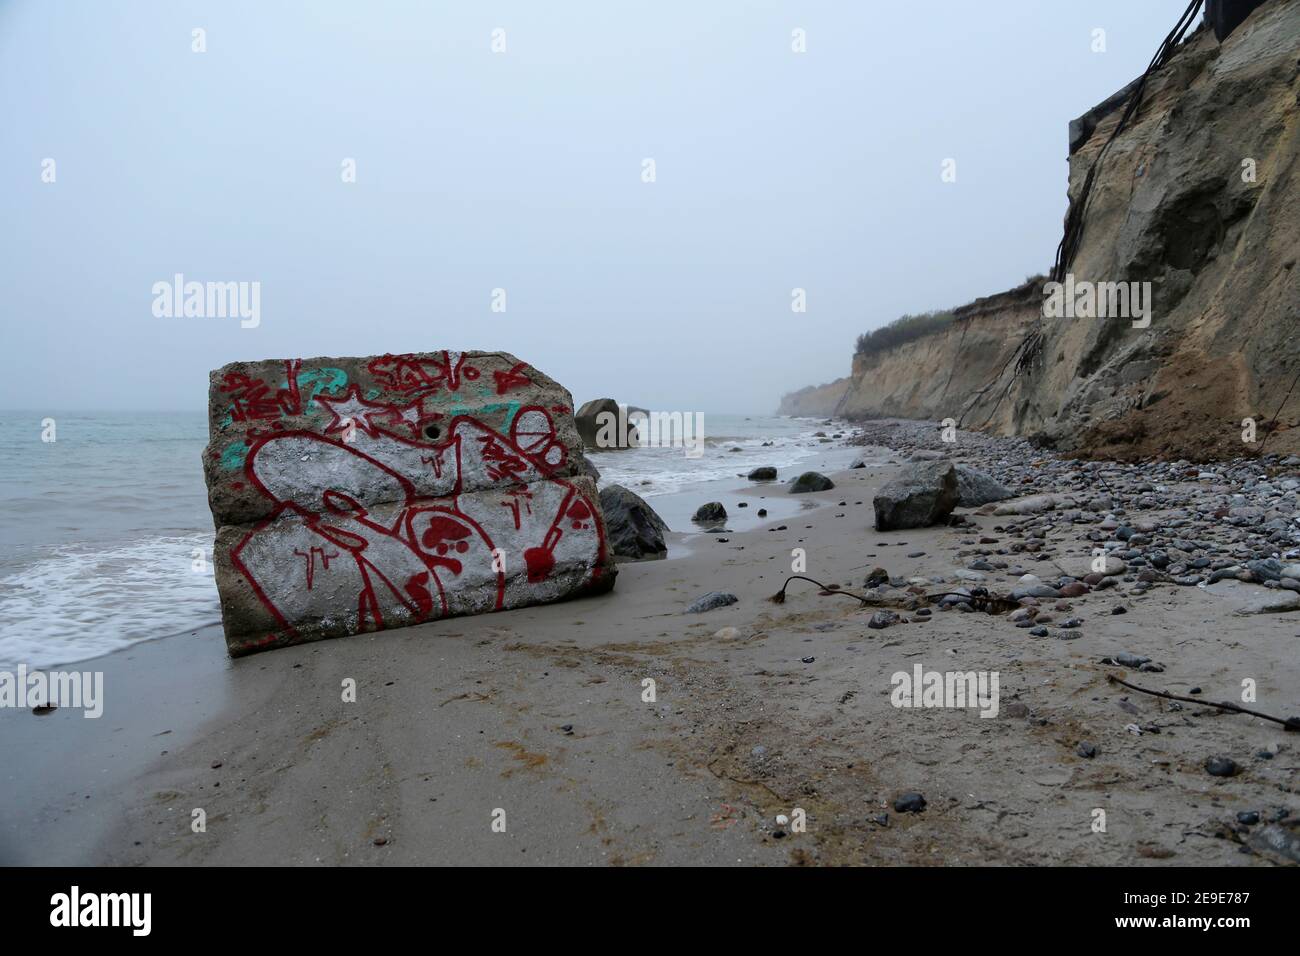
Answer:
top-left (0, 410), bottom-right (843, 668)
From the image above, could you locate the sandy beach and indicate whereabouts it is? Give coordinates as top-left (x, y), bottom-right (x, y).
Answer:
top-left (4, 425), bottom-right (1296, 867)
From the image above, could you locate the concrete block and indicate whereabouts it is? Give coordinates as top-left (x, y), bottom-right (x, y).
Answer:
top-left (203, 350), bottom-right (615, 655)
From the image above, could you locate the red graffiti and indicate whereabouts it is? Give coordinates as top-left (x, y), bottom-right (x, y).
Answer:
top-left (367, 350), bottom-right (481, 395)
top-left (492, 362), bottom-right (532, 395)
top-left (220, 359), bottom-right (302, 422)
top-left (226, 367), bottom-right (607, 646)
top-left (292, 546), bottom-right (340, 589)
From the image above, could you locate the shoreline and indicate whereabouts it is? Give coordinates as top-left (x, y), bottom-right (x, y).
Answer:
top-left (3, 421), bottom-right (1297, 866)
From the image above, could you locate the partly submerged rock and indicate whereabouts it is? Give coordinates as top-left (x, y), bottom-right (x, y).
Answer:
top-left (747, 466), bottom-right (778, 481)
top-left (599, 484), bottom-right (668, 562)
top-left (692, 501), bottom-right (727, 524)
top-left (873, 460), bottom-right (958, 531)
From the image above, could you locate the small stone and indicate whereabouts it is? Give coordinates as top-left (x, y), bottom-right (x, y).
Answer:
top-left (864, 567), bottom-right (890, 588)
top-left (1076, 741), bottom-right (1097, 759)
top-left (868, 610), bottom-right (900, 630)
top-left (893, 792), bottom-right (926, 813)
top-left (1237, 811), bottom-right (1260, 826)
top-left (1204, 756), bottom-right (1239, 778)
top-left (685, 591), bottom-right (738, 613)
top-left (1114, 652), bottom-right (1150, 667)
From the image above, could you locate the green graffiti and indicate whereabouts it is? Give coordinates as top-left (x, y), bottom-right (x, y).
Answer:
top-left (296, 367), bottom-right (349, 405)
top-left (221, 440), bottom-right (249, 471)
top-left (449, 401), bottom-right (521, 434)
top-left (365, 388), bottom-right (381, 400)
top-left (218, 410), bottom-right (233, 431)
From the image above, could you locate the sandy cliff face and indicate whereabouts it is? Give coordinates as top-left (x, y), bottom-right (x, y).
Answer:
top-left (788, 1), bottom-right (1300, 460)
top-left (834, 280), bottom-right (1043, 428)
top-left (1033, 0), bottom-right (1300, 459)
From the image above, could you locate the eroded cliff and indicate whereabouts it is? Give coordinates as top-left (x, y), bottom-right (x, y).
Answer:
top-left (781, 1), bottom-right (1300, 460)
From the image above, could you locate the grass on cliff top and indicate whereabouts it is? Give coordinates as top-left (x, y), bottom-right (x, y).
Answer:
top-left (854, 310), bottom-right (957, 357)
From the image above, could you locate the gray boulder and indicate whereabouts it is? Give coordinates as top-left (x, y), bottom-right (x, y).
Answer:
top-left (873, 460), bottom-right (958, 531)
top-left (693, 501), bottom-right (727, 524)
top-left (599, 484), bottom-right (668, 562)
top-left (748, 466), bottom-right (777, 481)
top-left (789, 471), bottom-right (834, 493)
top-left (575, 398), bottom-right (638, 450)
top-left (955, 465), bottom-right (1013, 506)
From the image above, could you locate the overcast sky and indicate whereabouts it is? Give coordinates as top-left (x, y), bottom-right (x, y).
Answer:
top-left (2, 0), bottom-right (1195, 413)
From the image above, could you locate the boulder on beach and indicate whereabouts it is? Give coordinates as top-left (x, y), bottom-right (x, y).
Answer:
top-left (202, 350), bottom-right (616, 657)
top-left (693, 501), bottom-right (727, 523)
top-left (955, 465), bottom-right (1013, 506)
top-left (873, 460), bottom-right (958, 531)
top-left (599, 484), bottom-right (668, 562)
top-left (788, 471), bottom-right (834, 493)
top-left (575, 398), bottom-right (639, 450)
top-left (748, 466), bottom-right (777, 481)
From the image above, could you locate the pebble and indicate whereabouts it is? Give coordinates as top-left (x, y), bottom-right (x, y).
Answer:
top-left (1204, 756), bottom-right (1240, 778)
top-left (893, 792), bottom-right (927, 813)
top-left (685, 591), bottom-right (738, 613)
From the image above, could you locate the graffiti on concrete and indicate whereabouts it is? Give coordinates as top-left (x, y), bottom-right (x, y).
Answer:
top-left (204, 351), bottom-right (612, 655)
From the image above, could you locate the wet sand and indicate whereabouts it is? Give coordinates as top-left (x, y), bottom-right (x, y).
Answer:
top-left (2, 439), bottom-right (1297, 866)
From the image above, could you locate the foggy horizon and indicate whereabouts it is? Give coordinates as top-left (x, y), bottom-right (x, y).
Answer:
top-left (3, 0), bottom-right (1193, 414)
